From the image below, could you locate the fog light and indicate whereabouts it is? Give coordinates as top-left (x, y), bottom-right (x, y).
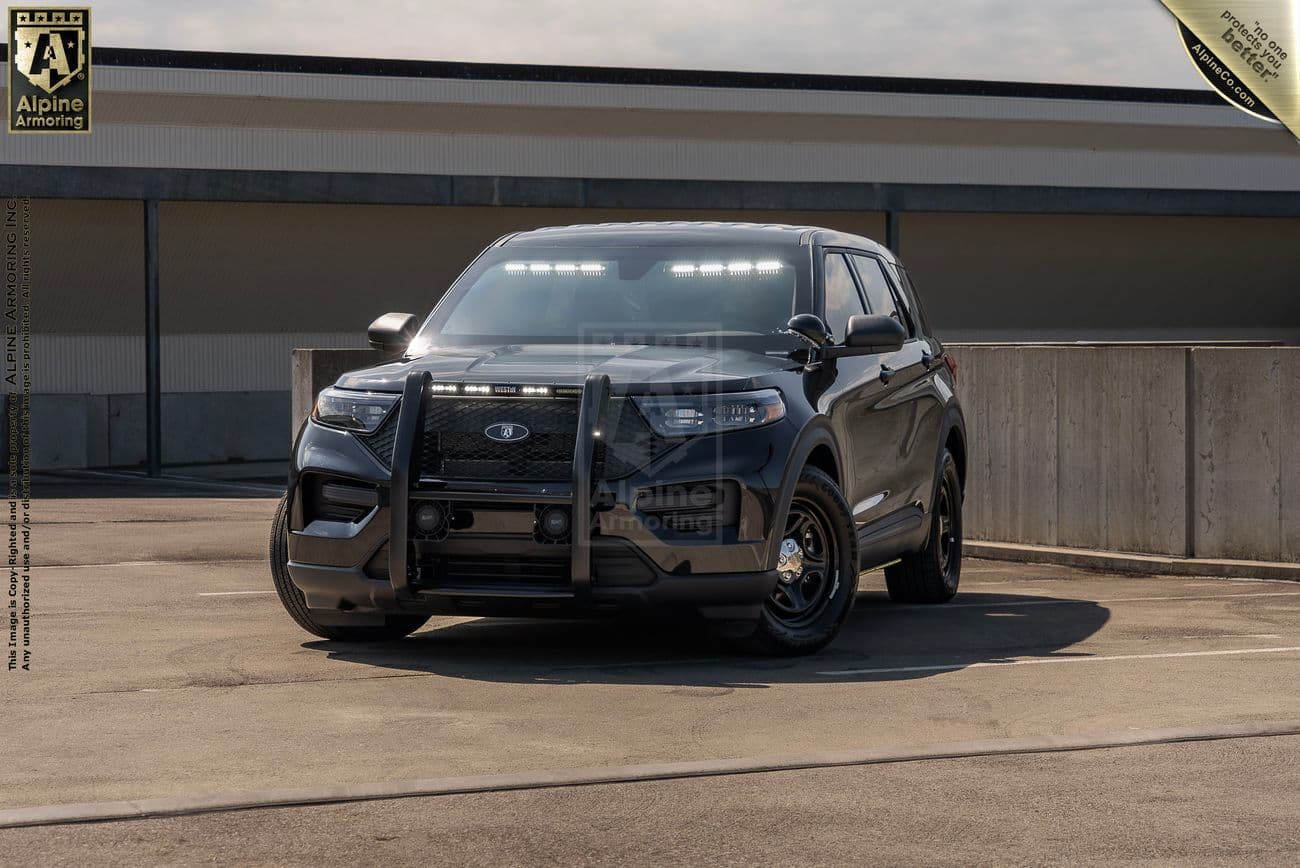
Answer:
top-left (414, 502), bottom-right (444, 534)
top-left (538, 506), bottom-right (571, 541)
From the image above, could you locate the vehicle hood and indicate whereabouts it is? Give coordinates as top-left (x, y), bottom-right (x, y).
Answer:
top-left (335, 343), bottom-right (798, 394)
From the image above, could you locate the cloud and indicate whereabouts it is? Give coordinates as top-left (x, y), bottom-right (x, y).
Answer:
top-left (91, 0), bottom-right (1209, 89)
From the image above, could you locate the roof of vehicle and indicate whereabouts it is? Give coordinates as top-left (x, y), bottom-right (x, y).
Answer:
top-left (496, 221), bottom-right (896, 261)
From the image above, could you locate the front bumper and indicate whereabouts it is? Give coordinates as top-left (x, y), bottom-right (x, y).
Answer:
top-left (286, 371), bottom-right (785, 621)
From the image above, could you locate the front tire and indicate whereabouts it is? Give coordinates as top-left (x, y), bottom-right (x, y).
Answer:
top-left (269, 494), bottom-right (428, 642)
top-left (884, 450), bottom-right (962, 604)
top-left (739, 466), bottom-right (858, 656)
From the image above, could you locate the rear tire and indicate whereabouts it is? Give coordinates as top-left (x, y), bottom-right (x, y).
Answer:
top-left (737, 466), bottom-right (858, 656)
top-left (885, 450), bottom-right (962, 604)
top-left (270, 494), bottom-right (428, 642)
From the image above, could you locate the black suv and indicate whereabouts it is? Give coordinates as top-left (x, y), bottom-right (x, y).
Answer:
top-left (271, 222), bottom-right (966, 654)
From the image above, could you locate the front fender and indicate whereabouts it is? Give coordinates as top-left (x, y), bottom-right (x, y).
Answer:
top-left (761, 416), bottom-right (842, 570)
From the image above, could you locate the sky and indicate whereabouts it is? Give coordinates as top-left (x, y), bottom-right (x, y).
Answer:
top-left (87, 0), bottom-right (1210, 90)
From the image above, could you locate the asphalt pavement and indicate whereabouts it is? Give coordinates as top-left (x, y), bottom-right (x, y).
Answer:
top-left (6, 476), bottom-right (1299, 864)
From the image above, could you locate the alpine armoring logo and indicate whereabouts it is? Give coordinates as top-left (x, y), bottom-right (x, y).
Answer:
top-left (8, 7), bottom-right (91, 133)
top-left (485, 423), bottom-right (530, 443)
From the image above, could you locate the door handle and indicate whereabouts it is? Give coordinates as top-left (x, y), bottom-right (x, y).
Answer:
top-left (879, 364), bottom-right (895, 385)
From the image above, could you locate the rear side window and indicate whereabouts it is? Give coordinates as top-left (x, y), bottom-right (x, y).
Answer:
top-left (850, 255), bottom-right (906, 331)
top-left (822, 253), bottom-right (866, 340)
top-left (894, 265), bottom-right (932, 336)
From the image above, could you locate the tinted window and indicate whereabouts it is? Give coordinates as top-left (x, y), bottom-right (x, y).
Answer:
top-left (895, 265), bottom-right (932, 336)
top-left (423, 246), bottom-right (803, 345)
top-left (850, 255), bottom-right (902, 322)
top-left (822, 253), bottom-right (865, 340)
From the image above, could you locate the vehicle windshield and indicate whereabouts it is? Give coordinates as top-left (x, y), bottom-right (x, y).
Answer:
top-left (414, 245), bottom-right (809, 348)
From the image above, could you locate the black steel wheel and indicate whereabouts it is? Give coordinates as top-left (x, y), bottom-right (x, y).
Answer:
top-left (885, 450), bottom-right (962, 604)
top-left (738, 466), bottom-right (858, 656)
top-left (768, 497), bottom-right (840, 628)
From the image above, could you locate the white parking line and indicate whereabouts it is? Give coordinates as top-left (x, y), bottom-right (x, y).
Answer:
top-left (1181, 633), bottom-right (1281, 640)
top-left (818, 645), bottom-right (1300, 676)
top-left (936, 591), bottom-right (1300, 609)
top-left (197, 590), bottom-right (275, 597)
top-left (40, 559), bottom-right (263, 569)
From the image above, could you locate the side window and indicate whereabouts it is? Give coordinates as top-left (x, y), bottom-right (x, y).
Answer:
top-left (822, 253), bottom-right (866, 340)
top-left (850, 255), bottom-right (908, 334)
top-left (895, 265), bottom-right (932, 336)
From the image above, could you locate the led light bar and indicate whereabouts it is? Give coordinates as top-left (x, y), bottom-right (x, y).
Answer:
top-left (502, 262), bottom-right (606, 275)
top-left (427, 382), bottom-right (572, 398)
top-left (668, 260), bottom-right (783, 277)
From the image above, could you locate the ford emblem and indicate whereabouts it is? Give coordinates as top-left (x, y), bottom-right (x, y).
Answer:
top-left (485, 422), bottom-right (530, 443)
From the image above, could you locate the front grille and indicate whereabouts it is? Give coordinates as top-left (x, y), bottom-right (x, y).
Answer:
top-left (598, 398), bottom-right (673, 479)
top-left (358, 414), bottom-right (399, 466)
top-left (357, 391), bottom-right (671, 481)
top-left (422, 398), bottom-right (579, 481)
top-left (418, 556), bottom-right (570, 589)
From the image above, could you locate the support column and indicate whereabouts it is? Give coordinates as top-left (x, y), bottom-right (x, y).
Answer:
top-left (885, 210), bottom-right (901, 255)
top-left (144, 199), bottom-right (161, 477)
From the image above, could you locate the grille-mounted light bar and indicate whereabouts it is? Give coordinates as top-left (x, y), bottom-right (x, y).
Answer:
top-left (425, 382), bottom-right (582, 399)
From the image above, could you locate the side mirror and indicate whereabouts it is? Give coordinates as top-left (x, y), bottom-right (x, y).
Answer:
top-left (367, 312), bottom-right (419, 355)
top-left (826, 314), bottom-right (907, 358)
top-left (785, 313), bottom-right (831, 348)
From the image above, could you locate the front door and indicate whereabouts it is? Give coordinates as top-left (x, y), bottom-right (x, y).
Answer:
top-left (848, 253), bottom-right (943, 516)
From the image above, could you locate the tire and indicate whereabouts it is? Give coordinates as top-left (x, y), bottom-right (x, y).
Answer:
top-left (269, 494), bottom-right (428, 642)
top-left (885, 450), bottom-right (962, 604)
top-left (738, 466), bottom-right (859, 656)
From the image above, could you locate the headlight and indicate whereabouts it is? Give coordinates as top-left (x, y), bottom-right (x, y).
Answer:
top-left (312, 387), bottom-right (399, 433)
top-left (632, 389), bottom-right (786, 437)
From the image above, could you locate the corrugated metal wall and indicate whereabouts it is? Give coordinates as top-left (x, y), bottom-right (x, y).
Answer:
top-left (904, 213), bottom-right (1300, 342)
top-left (5, 66), bottom-right (1297, 191)
top-left (36, 201), bottom-right (887, 393)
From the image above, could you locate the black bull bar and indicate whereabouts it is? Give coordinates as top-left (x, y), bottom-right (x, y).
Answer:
top-left (386, 369), bottom-right (611, 602)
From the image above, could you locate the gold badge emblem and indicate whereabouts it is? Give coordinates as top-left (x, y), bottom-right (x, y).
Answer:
top-left (7, 7), bottom-right (91, 133)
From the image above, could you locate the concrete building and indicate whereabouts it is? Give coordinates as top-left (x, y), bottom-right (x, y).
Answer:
top-left (3, 48), bottom-right (1299, 470)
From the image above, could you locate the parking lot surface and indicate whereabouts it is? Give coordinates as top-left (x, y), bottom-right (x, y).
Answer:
top-left (7, 478), bottom-right (1300, 863)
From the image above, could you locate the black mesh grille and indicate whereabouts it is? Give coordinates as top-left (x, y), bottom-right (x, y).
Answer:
top-left (358, 393), bottom-right (671, 481)
top-left (418, 556), bottom-right (570, 589)
top-left (598, 398), bottom-right (673, 480)
top-left (358, 412), bottom-right (398, 466)
top-left (422, 398), bottom-right (579, 481)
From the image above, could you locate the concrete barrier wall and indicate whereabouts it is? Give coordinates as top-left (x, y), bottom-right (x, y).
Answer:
top-left (952, 345), bottom-right (1299, 563)
top-left (28, 391), bottom-right (290, 469)
top-left (45, 345), bottom-right (1292, 565)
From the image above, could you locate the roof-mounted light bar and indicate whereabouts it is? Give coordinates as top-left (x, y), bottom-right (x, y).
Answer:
top-left (502, 262), bottom-right (606, 275)
top-left (669, 260), bottom-right (784, 277)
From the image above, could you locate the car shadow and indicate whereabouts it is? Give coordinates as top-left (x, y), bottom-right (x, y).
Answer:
top-left (307, 589), bottom-right (1111, 687)
top-left (33, 472), bottom-right (282, 499)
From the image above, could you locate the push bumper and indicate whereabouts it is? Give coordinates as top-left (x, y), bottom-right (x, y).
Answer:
top-left (286, 370), bottom-right (781, 621)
